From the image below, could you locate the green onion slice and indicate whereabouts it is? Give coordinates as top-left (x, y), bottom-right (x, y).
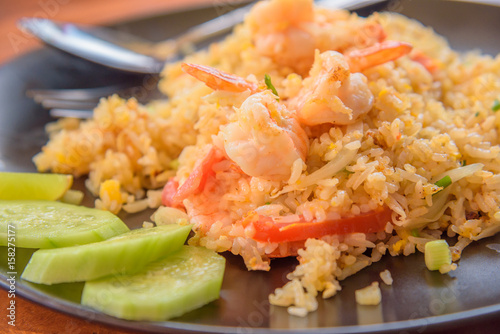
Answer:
top-left (264, 74), bottom-right (279, 100)
top-left (492, 99), bottom-right (500, 112)
top-left (435, 175), bottom-right (452, 189)
top-left (59, 189), bottom-right (84, 205)
top-left (424, 239), bottom-right (452, 271)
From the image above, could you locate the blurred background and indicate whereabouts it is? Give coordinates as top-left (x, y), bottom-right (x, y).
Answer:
top-left (2, 0), bottom-right (500, 65)
top-left (0, 0), bottom-right (215, 65)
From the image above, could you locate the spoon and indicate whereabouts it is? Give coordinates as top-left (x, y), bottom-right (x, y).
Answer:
top-left (17, 0), bottom-right (387, 74)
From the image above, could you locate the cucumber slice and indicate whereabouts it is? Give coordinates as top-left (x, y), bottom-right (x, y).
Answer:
top-left (0, 200), bottom-right (129, 248)
top-left (81, 246), bottom-right (225, 321)
top-left (0, 172), bottom-right (72, 201)
top-left (21, 224), bottom-right (191, 284)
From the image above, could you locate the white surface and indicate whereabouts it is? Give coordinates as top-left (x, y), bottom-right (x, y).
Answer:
top-left (319, 0), bottom-right (500, 10)
top-left (458, 0), bottom-right (500, 4)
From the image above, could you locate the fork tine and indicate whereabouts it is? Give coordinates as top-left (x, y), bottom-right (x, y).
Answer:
top-left (27, 84), bottom-right (129, 102)
top-left (41, 98), bottom-right (98, 110)
top-left (30, 83), bottom-right (163, 119)
top-left (49, 108), bottom-right (93, 119)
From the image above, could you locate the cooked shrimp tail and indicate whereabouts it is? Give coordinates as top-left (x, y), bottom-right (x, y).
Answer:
top-left (290, 51), bottom-right (374, 126)
top-left (181, 63), bottom-right (259, 93)
top-left (162, 145), bottom-right (225, 207)
top-left (346, 40), bottom-right (413, 72)
top-left (410, 50), bottom-right (440, 73)
top-left (246, 0), bottom-right (315, 74)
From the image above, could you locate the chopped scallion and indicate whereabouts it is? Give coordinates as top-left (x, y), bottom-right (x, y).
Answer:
top-left (424, 240), bottom-right (452, 271)
top-left (340, 168), bottom-right (354, 175)
top-left (60, 189), bottom-right (84, 205)
top-left (264, 74), bottom-right (279, 100)
top-left (492, 99), bottom-right (500, 112)
top-left (435, 175), bottom-right (452, 189)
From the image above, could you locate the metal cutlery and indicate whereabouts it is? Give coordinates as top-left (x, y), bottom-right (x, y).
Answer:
top-left (22, 0), bottom-right (387, 118)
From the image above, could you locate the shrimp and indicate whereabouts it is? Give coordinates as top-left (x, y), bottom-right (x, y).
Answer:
top-left (162, 145), bottom-right (248, 236)
top-left (220, 90), bottom-right (308, 181)
top-left (409, 49), bottom-right (440, 73)
top-left (290, 41), bottom-right (413, 126)
top-left (345, 40), bottom-right (414, 72)
top-left (246, 0), bottom-right (316, 75)
top-left (245, 0), bottom-right (387, 74)
top-left (181, 63), bottom-right (309, 182)
top-left (181, 63), bottom-right (259, 93)
top-left (162, 145), bottom-right (226, 208)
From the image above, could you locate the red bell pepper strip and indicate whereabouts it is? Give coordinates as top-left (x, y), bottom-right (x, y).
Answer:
top-left (251, 207), bottom-right (392, 243)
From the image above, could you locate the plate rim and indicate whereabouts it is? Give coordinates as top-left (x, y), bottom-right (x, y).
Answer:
top-left (3, 276), bottom-right (500, 334)
top-left (2, 0), bottom-right (500, 333)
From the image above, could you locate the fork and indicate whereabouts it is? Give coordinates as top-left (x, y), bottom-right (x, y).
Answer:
top-left (18, 2), bottom-right (258, 74)
top-left (24, 2), bottom-right (259, 118)
top-left (27, 83), bottom-right (163, 119)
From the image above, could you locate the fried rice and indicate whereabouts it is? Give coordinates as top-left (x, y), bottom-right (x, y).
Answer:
top-left (33, 0), bottom-right (500, 316)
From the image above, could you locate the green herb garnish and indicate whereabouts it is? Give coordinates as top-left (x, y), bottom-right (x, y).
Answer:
top-left (411, 229), bottom-right (420, 237)
top-left (340, 168), bottom-right (354, 175)
top-left (492, 99), bottom-right (500, 112)
top-left (264, 74), bottom-right (279, 100)
top-left (435, 175), bottom-right (452, 189)
top-left (169, 159), bottom-right (180, 170)
top-left (424, 239), bottom-right (451, 271)
top-left (475, 112), bottom-right (480, 117)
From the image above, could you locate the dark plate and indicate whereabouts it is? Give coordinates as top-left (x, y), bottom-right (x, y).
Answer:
top-left (2, 1), bottom-right (500, 333)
